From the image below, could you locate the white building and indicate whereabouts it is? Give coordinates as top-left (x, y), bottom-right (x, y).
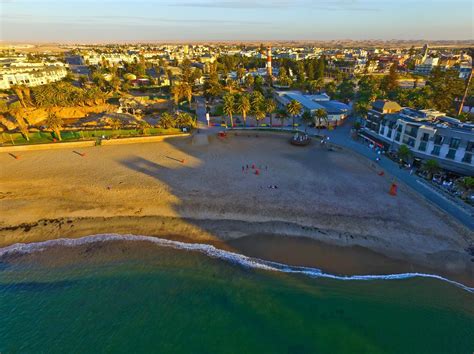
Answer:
top-left (0, 66), bottom-right (68, 90)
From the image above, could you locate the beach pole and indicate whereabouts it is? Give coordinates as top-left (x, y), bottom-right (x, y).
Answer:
top-left (389, 183), bottom-right (398, 196)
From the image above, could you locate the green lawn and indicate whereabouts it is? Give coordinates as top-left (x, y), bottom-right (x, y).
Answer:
top-left (1, 128), bottom-right (182, 146)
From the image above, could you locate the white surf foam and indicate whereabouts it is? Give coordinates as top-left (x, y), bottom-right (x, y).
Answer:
top-left (1, 234), bottom-right (473, 293)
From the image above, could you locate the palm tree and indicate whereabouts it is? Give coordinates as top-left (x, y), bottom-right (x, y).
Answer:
top-left (422, 159), bottom-right (440, 180)
top-left (237, 93), bottom-right (251, 127)
top-left (11, 85), bottom-right (27, 108)
top-left (286, 100), bottom-right (302, 129)
top-left (176, 112), bottom-right (196, 128)
top-left (277, 108), bottom-right (288, 130)
top-left (254, 108), bottom-right (266, 127)
top-left (159, 112), bottom-right (175, 129)
top-left (223, 93), bottom-right (235, 128)
top-left (9, 103), bottom-right (30, 141)
top-left (181, 82), bottom-right (193, 107)
top-left (398, 144), bottom-right (412, 163)
top-left (244, 75), bottom-right (254, 90)
top-left (110, 117), bottom-right (122, 134)
top-left (225, 78), bottom-right (237, 94)
top-left (171, 85), bottom-right (181, 107)
top-left (301, 111), bottom-right (312, 131)
top-left (456, 177), bottom-right (474, 199)
top-left (251, 91), bottom-right (264, 125)
top-left (46, 112), bottom-right (63, 141)
top-left (314, 108), bottom-right (329, 134)
top-left (138, 120), bottom-right (151, 135)
top-left (264, 98), bottom-right (276, 127)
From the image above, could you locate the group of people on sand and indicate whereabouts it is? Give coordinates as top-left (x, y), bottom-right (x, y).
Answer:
top-left (242, 163), bottom-right (268, 175)
top-left (241, 163), bottom-right (279, 190)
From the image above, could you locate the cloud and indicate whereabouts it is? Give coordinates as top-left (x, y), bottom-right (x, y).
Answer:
top-left (5, 14), bottom-right (270, 25)
top-left (167, 0), bottom-right (379, 11)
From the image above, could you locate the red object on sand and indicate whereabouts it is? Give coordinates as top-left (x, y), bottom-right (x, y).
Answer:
top-left (181, 159), bottom-right (185, 164)
top-left (255, 169), bottom-right (260, 175)
top-left (378, 171), bottom-right (384, 176)
top-left (389, 183), bottom-right (397, 196)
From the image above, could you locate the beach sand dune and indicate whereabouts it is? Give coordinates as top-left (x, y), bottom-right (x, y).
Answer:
top-left (0, 134), bottom-right (472, 278)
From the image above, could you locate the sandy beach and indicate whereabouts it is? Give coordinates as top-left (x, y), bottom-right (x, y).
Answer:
top-left (1, 133), bottom-right (472, 281)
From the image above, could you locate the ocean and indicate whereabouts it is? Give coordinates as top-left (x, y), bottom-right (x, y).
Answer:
top-left (0, 234), bottom-right (473, 354)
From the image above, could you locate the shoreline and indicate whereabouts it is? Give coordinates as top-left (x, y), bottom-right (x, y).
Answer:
top-left (1, 215), bottom-right (473, 287)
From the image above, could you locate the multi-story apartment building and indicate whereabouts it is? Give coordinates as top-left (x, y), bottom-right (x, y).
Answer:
top-left (81, 53), bottom-right (139, 66)
top-left (0, 66), bottom-right (68, 90)
top-left (363, 105), bottom-right (474, 175)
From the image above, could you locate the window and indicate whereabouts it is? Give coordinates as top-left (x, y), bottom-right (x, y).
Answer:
top-left (395, 132), bottom-right (401, 142)
top-left (446, 149), bottom-right (456, 159)
top-left (449, 138), bottom-right (460, 149)
top-left (418, 142), bottom-right (427, 152)
top-left (465, 141), bottom-right (474, 153)
top-left (421, 133), bottom-right (429, 142)
top-left (463, 153), bottom-right (472, 164)
top-left (433, 135), bottom-right (444, 145)
top-left (403, 136), bottom-right (415, 147)
top-left (431, 146), bottom-right (441, 156)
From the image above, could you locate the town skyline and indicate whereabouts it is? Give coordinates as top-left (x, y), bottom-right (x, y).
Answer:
top-left (1, 0), bottom-right (473, 42)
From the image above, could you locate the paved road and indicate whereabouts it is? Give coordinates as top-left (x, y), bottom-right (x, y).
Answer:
top-left (309, 117), bottom-right (474, 231)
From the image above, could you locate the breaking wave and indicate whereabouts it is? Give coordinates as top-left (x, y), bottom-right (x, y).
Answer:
top-left (1, 234), bottom-right (473, 293)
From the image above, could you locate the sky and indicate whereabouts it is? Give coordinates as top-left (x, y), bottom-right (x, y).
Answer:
top-left (1, 0), bottom-right (473, 42)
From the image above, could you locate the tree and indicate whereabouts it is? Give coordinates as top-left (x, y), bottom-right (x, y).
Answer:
top-left (286, 100), bottom-right (302, 129)
top-left (244, 75), bottom-right (254, 90)
top-left (324, 81), bottom-right (337, 98)
top-left (176, 112), bottom-right (196, 128)
top-left (9, 102), bottom-right (30, 141)
top-left (336, 79), bottom-right (355, 103)
top-left (223, 93), bottom-right (235, 127)
top-left (159, 112), bottom-right (175, 129)
top-left (456, 177), bottom-right (474, 199)
top-left (46, 112), bottom-right (63, 141)
top-left (278, 67), bottom-right (292, 87)
top-left (110, 117), bottom-right (122, 132)
top-left (398, 144), bottom-right (412, 163)
top-left (309, 78), bottom-right (324, 94)
top-left (380, 63), bottom-right (399, 97)
top-left (236, 67), bottom-right (246, 82)
top-left (254, 107), bottom-right (266, 127)
top-left (237, 93), bottom-right (251, 127)
top-left (427, 68), bottom-right (465, 115)
top-left (422, 159), bottom-right (440, 180)
top-left (11, 85), bottom-right (27, 108)
top-left (204, 79), bottom-right (222, 102)
top-left (264, 98), bottom-right (276, 127)
top-left (301, 110), bottom-right (312, 131)
top-left (277, 108), bottom-right (288, 129)
top-left (354, 100), bottom-right (371, 118)
top-left (251, 91), bottom-right (265, 123)
top-left (138, 120), bottom-right (151, 135)
top-left (313, 108), bottom-right (329, 134)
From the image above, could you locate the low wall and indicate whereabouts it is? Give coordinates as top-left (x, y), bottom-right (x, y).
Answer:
top-left (0, 140), bottom-right (96, 153)
top-left (100, 133), bottom-right (189, 146)
top-left (0, 133), bottom-right (190, 152)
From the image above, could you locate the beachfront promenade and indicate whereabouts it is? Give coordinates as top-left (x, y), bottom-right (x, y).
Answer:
top-left (196, 97), bottom-right (473, 231)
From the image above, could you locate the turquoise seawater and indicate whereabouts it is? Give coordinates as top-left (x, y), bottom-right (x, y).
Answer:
top-left (0, 236), bottom-right (473, 354)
